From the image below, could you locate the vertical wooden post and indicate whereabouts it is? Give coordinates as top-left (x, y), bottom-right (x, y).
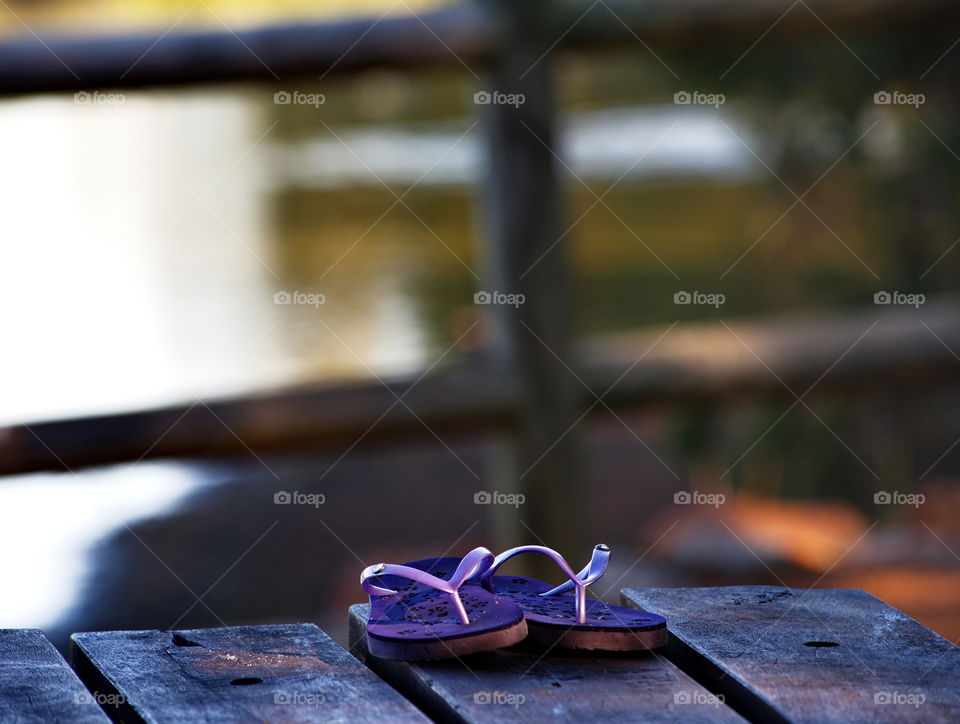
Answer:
top-left (476, 0), bottom-right (587, 571)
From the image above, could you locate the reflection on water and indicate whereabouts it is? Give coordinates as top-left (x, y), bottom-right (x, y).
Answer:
top-left (0, 92), bottom-right (276, 423)
top-left (0, 90), bottom-right (434, 424)
top-left (0, 87), bottom-right (753, 425)
top-left (271, 104), bottom-right (754, 189)
top-left (0, 462), bottom-right (203, 627)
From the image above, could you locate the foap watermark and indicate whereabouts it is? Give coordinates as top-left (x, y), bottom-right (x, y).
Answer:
top-left (274, 691), bottom-right (326, 707)
top-left (274, 490), bottom-right (326, 508)
top-left (474, 290), bottom-right (525, 308)
top-left (74, 90), bottom-right (125, 106)
top-left (874, 691), bottom-right (926, 708)
top-left (674, 490), bottom-right (725, 508)
top-left (874, 290), bottom-right (924, 308)
top-left (874, 491), bottom-right (925, 508)
top-left (474, 90), bottom-right (525, 108)
top-left (674, 90), bottom-right (725, 108)
top-left (673, 691), bottom-right (725, 707)
top-left (274, 290), bottom-right (326, 308)
top-left (473, 691), bottom-right (526, 707)
top-left (674, 290), bottom-right (725, 308)
top-left (75, 691), bottom-right (126, 708)
top-left (474, 490), bottom-right (525, 508)
top-left (274, 90), bottom-right (326, 107)
top-left (874, 91), bottom-right (925, 108)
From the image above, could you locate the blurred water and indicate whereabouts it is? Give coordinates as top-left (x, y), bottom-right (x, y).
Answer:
top-left (0, 88), bottom-right (753, 425)
top-left (271, 104), bottom-right (753, 189)
top-left (0, 462), bottom-right (203, 627)
top-left (0, 92), bottom-right (278, 423)
top-left (0, 90), bottom-right (438, 424)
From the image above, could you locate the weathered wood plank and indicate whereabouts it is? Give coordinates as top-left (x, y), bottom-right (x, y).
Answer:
top-left (349, 603), bottom-right (744, 723)
top-left (0, 628), bottom-right (110, 723)
top-left (623, 586), bottom-right (960, 724)
top-left (71, 623), bottom-right (428, 723)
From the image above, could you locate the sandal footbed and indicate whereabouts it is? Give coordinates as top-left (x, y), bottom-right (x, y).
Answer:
top-left (479, 574), bottom-right (668, 651)
top-left (366, 557), bottom-right (528, 660)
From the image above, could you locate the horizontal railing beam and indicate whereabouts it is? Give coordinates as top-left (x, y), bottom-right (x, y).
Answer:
top-left (3, 299), bottom-right (959, 477)
top-left (0, 5), bottom-right (494, 96)
top-left (0, 363), bottom-right (518, 476)
top-left (0, 0), bottom-right (958, 95)
top-left (556, 0), bottom-right (960, 51)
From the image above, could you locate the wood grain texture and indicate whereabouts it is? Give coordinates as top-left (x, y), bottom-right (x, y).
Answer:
top-left (349, 603), bottom-right (744, 723)
top-left (623, 586), bottom-right (960, 724)
top-left (71, 623), bottom-right (428, 723)
top-left (0, 628), bottom-right (110, 724)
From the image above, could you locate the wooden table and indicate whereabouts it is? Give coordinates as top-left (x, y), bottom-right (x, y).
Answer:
top-left (1, 587), bottom-right (957, 722)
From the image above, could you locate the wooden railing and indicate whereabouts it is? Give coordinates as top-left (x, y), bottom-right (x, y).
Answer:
top-left (2, 0), bottom-right (957, 556)
top-left (4, 298), bottom-right (959, 476)
top-left (0, 0), bottom-right (958, 95)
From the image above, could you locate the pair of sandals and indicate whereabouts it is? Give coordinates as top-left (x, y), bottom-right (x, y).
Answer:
top-left (360, 543), bottom-right (667, 661)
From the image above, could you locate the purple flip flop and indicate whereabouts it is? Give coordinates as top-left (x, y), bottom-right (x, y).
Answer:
top-left (360, 547), bottom-right (528, 661)
top-left (475, 544), bottom-right (667, 651)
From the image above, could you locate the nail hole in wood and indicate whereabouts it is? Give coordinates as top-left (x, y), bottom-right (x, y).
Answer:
top-left (230, 677), bottom-right (263, 686)
top-left (803, 641), bottom-right (839, 647)
top-left (172, 634), bottom-right (202, 647)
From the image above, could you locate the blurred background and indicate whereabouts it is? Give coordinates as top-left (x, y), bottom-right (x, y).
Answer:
top-left (1, 0), bottom-right (960, 652)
